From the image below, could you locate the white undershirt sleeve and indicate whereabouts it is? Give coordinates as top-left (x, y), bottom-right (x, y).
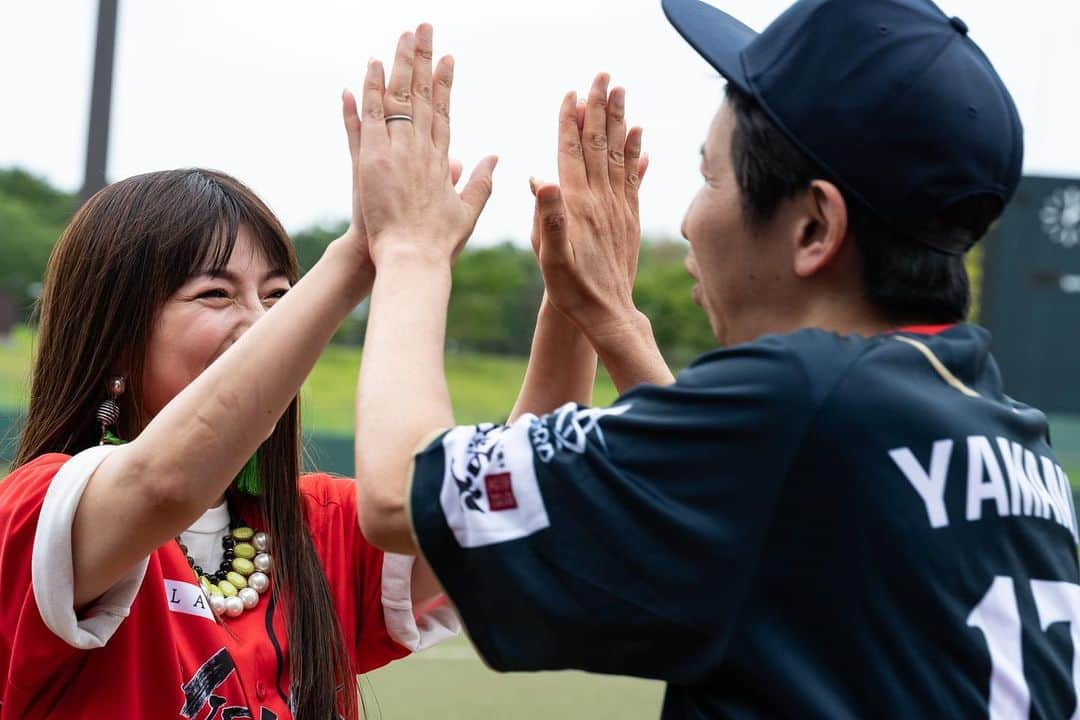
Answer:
top-left (31, 445), bottom-right (150, 650)
top-left (380, 553), bottom-right (460, 652)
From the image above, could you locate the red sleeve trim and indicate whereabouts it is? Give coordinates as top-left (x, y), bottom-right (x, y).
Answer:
top-left (894, 324), bottom-right (956, 335)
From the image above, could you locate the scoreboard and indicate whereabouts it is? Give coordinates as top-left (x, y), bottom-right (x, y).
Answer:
top-left (981, 175), bottom-right (1080, 414)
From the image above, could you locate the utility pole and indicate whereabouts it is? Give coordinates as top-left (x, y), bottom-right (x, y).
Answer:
top-left (80, 0), bottom-right (119, 204)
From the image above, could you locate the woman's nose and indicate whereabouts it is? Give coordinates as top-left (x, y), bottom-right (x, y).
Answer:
top-left (238, 293), bottom-right (269, 329)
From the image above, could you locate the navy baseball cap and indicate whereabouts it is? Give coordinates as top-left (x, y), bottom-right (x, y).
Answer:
top-left (662, 0), bottom-right (1024, 253)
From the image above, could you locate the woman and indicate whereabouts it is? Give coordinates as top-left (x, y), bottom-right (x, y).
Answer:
top-left (0, 27), bottom-right (497, 714)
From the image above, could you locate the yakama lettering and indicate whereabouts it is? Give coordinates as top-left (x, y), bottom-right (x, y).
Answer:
top-left (891, 435), bottom-right (1076, 538)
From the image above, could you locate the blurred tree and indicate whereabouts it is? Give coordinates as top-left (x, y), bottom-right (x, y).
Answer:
top-left (0, 169), bottom-right (76, 321)
top-left (290, 221), bottom-right (348, 275)
top-left (634, 238), bottom-right (716, 365)
top-left (2, 168), bottom-right (983, 362)
top-left (447, 241), bottom-right (544, 355)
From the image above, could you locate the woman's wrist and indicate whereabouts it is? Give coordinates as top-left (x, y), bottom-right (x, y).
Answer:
top-left (537, 296), bottom-right (592, 347)
top-left (325, 235), bottom-right (376, 303)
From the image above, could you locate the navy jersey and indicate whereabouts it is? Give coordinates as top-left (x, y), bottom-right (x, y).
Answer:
top-left (409, 325), bottom-right (1079, 719)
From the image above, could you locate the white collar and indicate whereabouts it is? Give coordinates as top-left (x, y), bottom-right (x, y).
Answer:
top-left (186, 499), bottom-right (230, 534)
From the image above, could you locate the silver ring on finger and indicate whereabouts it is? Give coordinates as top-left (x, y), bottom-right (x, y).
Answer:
top-left (385, 114), bottom-right (414, 124)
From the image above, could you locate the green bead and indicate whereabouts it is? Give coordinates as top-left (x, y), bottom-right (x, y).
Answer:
top-left (218, 580), bottom-right (238, 597)
top-left (234, 542), bottom-right (256, 560)
top-left (232, 527), bottom-right (255, 541)
top-left (199, 577), bottom-right (212, 595)
top-left (231, 558), bottom-right (255, 575)
top-left (226, 571), bottom-right (248, 589)
top-left (207, 583), bottom-right (224, 598)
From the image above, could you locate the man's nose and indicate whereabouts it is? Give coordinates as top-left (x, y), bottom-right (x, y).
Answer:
top-left (680, 202), bottom-right (692, 242)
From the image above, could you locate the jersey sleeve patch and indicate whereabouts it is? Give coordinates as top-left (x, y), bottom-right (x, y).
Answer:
top-left (31, 445), bottom-right (150, 649)
top-left (438, 418), bottom-right (550, 548)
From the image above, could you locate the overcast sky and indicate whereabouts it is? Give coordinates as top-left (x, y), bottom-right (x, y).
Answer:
top-left (2, 0), bottom-right (1078, 245)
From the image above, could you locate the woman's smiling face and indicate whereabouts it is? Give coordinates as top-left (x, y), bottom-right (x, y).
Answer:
top-left (140, 226), bottom-right (291, 419)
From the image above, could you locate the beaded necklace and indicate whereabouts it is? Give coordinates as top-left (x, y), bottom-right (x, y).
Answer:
top-left (177, 519), bottom-right (273, 619)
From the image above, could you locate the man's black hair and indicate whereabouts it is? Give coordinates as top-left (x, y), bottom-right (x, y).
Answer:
top-left (724, 84), bottom-right (1002, 324)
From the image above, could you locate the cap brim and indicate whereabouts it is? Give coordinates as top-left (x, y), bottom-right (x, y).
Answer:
top-left (662, 0), bottom-right (757, 91)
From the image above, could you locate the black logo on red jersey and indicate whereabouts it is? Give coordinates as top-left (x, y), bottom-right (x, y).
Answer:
top-left (181, 648), bottom-right (279, 720)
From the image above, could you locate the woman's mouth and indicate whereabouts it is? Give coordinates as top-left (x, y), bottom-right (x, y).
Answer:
top-left (691, 283), bottom-right (703, 306)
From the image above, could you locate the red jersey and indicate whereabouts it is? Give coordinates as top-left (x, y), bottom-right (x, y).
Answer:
top-left (0, 452), bottom-right (447, 719)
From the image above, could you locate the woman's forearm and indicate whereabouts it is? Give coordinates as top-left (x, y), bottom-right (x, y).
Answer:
top-left (74, 237), bottom-right (372, 607)
top-left (133, 238), bottom-right (372, 501)
top-left (509, 297), bottom-right (597, 423)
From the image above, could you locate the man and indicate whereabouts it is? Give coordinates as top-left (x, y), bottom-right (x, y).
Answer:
top-left (350, 2), bottom-right (1079, 717)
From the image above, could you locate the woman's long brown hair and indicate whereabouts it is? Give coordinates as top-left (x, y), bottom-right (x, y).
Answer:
top-left (13, 169), bottom-right (358, 720)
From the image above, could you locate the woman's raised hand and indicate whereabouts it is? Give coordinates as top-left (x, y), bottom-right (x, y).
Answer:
top-left (532, 75), bottom-right (648, 339)
top-left (354, 24), bottom-right (497, 266)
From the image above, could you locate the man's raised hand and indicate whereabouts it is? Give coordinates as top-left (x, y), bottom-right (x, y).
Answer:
top-left (532, 74), bottom-right (649, 339)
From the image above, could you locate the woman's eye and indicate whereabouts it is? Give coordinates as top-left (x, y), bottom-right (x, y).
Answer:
top-left (197, 288), bottom-right (230, 300)
top-left (266, 288), bottom-right (289, 301)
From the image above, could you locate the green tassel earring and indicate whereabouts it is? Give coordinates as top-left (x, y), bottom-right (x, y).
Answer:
top-left (234, 450), bottom-right (262, 496)
top-left (95, 375), bottom-right (262, 495)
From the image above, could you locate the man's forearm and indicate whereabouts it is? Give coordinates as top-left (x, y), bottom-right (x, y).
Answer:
top-left (355, 247), bottom-right (454, 553)
top-left (509, 297), bottom-right (597, 423)
top-left (587, 311), bottom-right (675, 394)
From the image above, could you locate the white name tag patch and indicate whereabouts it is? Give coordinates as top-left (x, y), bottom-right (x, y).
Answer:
top-left (439, 419), bottom-right (550, 548)
top-left (164, 579), bottom-right (215, 621)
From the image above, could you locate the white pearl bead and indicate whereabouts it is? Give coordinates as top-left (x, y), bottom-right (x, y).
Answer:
top-left (224, 596), bottom-right (244, 618)
top-left (249, 571), bottom-right (270, 594)
top-left (253, 553), bottom-right (272, 573)
top-left (239, 587), bottom-right (260, 609)
top-left (253, 532), bottom-right (269, 552)
top-left (209, 595), bottom-right (227, 616)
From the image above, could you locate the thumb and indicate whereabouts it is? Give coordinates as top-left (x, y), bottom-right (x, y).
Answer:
top-left (529, 178), bottom-right (545, 256)
top-left (460, 155), bottom-right (499, 221)
top-left (535, 183), bottom-right (572, 271)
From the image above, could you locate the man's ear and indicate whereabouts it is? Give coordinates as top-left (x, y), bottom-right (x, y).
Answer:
top-left (793, 179), bottom-right (848, 278)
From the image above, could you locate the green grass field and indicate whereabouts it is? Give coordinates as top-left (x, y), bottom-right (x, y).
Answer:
top-left (362, 636), bottom-right (664, 719)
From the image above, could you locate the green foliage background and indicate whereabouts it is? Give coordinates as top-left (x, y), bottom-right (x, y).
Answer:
top-left (0, 169), bottom-right (77, 320)
top-left (0, 166), bottom-right (987, 365)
